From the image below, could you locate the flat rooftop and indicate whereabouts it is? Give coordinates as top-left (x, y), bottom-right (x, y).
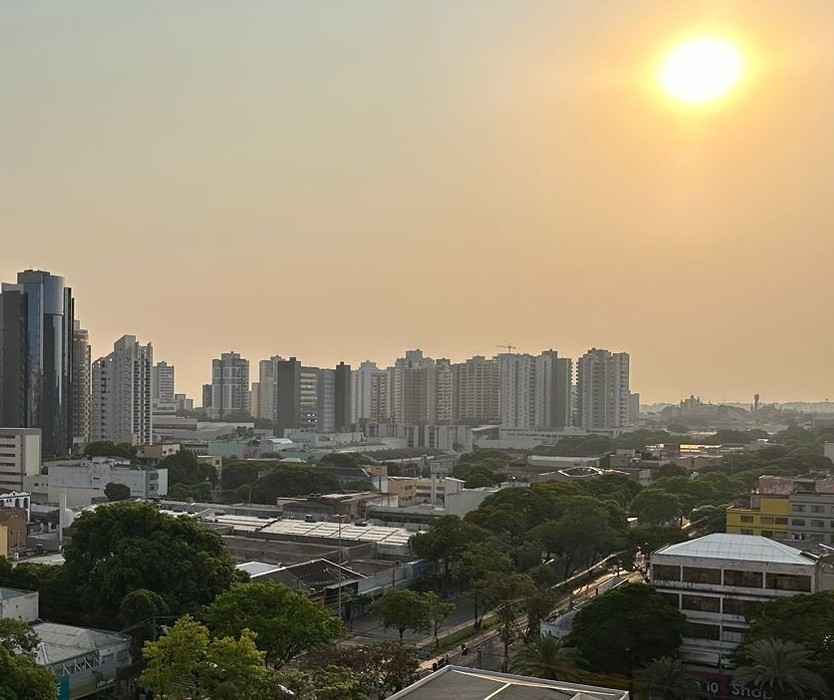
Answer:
top-left (259, 519), bottom-right (413, 547)
top-left (389, 666), bottom-right (629, 700)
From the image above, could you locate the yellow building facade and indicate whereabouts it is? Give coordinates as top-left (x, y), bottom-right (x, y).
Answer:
top-left (726, 496), bottom-right (790, 540)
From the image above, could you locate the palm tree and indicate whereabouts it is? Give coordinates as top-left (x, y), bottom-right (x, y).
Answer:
top-left (509, 635), bottom-right (585, 682)
top-left (636, 657), bottom-right (702, 700)
top-left (734, 638), bottom-right (829, 700)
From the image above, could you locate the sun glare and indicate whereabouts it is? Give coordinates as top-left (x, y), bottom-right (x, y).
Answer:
top-left (660, 37), bottom-right (744, 105)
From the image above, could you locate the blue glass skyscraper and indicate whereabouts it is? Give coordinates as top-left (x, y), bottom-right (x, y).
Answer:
top-left (0, 270), bottom-right (75, 457)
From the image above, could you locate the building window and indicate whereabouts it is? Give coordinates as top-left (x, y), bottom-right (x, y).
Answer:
top-left (792, 504), bottom-right (806, 513)
top-left (811, 505), bottom-right (825, 514)
top-left (761, 517), bottom-right (775, 525)
top-left (653, 565), bottom-right (681, 581)
top-left (724, 569), bottom-right (763, 588)
top-left (685, 622), bottom-right (720, 641)
top-left (811, 520), bottom-right (825, 528)
top-left (723, 598), bottom-right (762, 618)
top-left (681, 594), bottom-right (721, 613)
top-left (761, 530), bottom-right (774, 538)
top-left (722, 626), bottom-right (746, 644)
top-left (775, 518), bottom-right (789, 525)
top-left (741, 528), bottom-right (754, 535)
top-left (792, 519), bottom-right (806, 526)
top-left (740, 515), bottom-right (754, 523)
top-left (682, 567), bottom-right (722, 585)
top-left (765, 573), bottom-right (811, 592)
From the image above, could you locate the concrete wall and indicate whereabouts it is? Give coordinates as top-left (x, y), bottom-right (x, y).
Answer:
top-left (0, 589), bottom-right (39, 622)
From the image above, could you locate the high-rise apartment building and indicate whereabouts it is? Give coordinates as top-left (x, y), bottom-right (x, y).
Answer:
top-left (334, 362), bottom-right (351, 432)
top-left (0, 270), bottom-right (75, 457)
top-left (91, 335), bottom-right (153, 445)
top-left (389, 350), bottom-right (452, 425)
top-left (498, 350), bottom-right (571, 429)
top-left (71, 320), bottom-right (91, 451)
top-left (576, 348), bottom-right (630, 432)
top-left (351, 361), bottom-right (391, 425)
top-left (204, 352), bottom-right (250, 418)
top-left (452, 356), bottom-right (500, 424)
top-left (151, 361), bottom-right (175, 406)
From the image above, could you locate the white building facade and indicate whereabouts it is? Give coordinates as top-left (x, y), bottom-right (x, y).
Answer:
top-left (0, 428), bottom-right (41, 493)
top-left (577, 348), bottom-right (630, 432)
top-left (46, 457), bottom-right (168, 507)
top-left (651, 533), bottom-right (822, 667)
top-left (91, 335), bottom-right (153, 445)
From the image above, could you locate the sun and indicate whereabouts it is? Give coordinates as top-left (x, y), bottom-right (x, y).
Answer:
top-left (660, 37), bottom-right (744, 105)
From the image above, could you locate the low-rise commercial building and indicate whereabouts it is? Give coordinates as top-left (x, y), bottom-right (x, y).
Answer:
top-left (44, 457), bottom-right (168, 507)
top-left (651, 533), bottom-right (824, 667)
top-left (0, 506), bottom-right (27, 556)
top-left (0, 427), bottom-right (41, 493)
top-left (727, 475), bottom-right (834, 544)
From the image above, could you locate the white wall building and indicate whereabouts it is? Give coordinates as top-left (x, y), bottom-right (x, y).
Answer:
top-left (91, 335), bottom-right (153, 445)
top-left (151, 361), bottom-right (175, 406)
top-left (0, 427), bottom-right (41, 493)
top-left (577, 348), bottom-right (630, 432)
top-left (351, 361), bottom-right (391, 425)
top-left (46, 457), bottom-right (168, 507)
top-left (498, 351), bottom-right (572, 430)
top-left (651, 533), bottom-right (823, 667)
top-left (0, 587), bottom-right (40, 622)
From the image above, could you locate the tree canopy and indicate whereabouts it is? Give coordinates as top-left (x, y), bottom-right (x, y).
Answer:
top-left (204, 581), bottom-right (345, 664)
top-left (565, 583), bottom-right (686, 677)
top-left (104, 481), bottom-right (131, 502)
top-left (371, 588), bottom-right (432, 641)
top-left (60, 502), bottom-right (239, 628)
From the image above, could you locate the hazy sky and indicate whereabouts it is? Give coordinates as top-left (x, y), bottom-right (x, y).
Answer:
top-left (3, 1), bottom-right (834, 403)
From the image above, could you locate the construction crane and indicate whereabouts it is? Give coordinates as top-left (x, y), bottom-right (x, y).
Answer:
top-left (496, 343), bottom-right (517, 353)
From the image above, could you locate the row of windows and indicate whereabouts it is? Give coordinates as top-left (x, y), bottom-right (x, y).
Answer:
top-left (653, 566), bottom-right (812, 592)
top-left (686, 622), bottom-right (747, 643)
top-left (662, 593), bottom-right (764, 620)
top-left (792, 504), bottom-right (834, 514)
top-left (791, 519), bottom-right (828, 528)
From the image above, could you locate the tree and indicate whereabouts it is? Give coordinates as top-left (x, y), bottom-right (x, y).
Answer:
top-left (739, 591), bottom-right (834, 687)
top-left (61, 502), bottom-right (239, 628)
top-left (411, 515), bottom-right (487, 595)
top-left (452, 542), bottom-right (512, 628)
top-left (510, 635), bottom-right (586, 682)
top-left (565, 583), bottom-right (686, 676)
top-left (734, 639), bottom-right (829, 700)
top-left (140, 616), bottom-right (267, 700)
top-left (636, 657), bottom-right (702, 700)
top-left (424, 592), bottom-right (456, 647)
top-left (0, 619), bottom-right (39, 655)
top-left (266, 665), bottom-right (374, 700)
top-left (85, 440), bottom-right (136, 459)
top-left (159, 450), bottom-right (217, 487)
top-left (372, 588), bottom-right (432, 642)
top-left (205, 582), bottom-right (344, 665)
top-left (119, 588), bottom-right (169, 657)
top-left (0, 646), bottom-right (57, 700)
top-left (631, 488), bottom-right (684, 526)
top-left (552, 498), bottom-right (626, 576)
top-left (167, 481), bottom-right (213, 501)
top-left (104, 481), bottom-right (131, 502)
top-left (303, 642), bottom-right (418, 699)
top-left (624, 527), bottom-right (689, 579)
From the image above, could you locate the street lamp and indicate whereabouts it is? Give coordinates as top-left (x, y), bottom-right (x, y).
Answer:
top-left (391, 560), bottom-right (401, 587)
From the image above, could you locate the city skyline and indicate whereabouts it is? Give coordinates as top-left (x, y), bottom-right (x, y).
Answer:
top-left (4, 2), bottom-right (834, 404)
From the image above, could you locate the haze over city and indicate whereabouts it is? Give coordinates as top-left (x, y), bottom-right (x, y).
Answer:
top-left (4, 1), bottom-right (834, 403)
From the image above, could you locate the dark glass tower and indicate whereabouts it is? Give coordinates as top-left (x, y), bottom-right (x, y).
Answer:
top-left (0, 270), bottom-right (75, 457)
